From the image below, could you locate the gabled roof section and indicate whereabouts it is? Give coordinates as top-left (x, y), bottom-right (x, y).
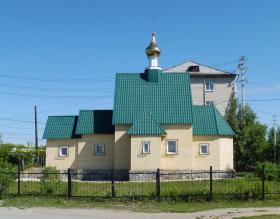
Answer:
top-left (192, 106), bottom-right (234, 136)
top-left (213, 107), bottom-right (235, 135)
top-left (113, 71), bottom-right (193, 125)
top-left (75, 110), bottom-right (114, 135)
top-left (164, 60), bottom-right (236, 77)
top-left (127, 111), bottom-right (167, 135)
top-left (43, 116), bottom-right (79, 140)
top-left (75, 110), bottom-right (94, 134)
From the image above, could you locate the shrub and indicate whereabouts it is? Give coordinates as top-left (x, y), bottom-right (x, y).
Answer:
top-left (0, 161), bottom-right (16, 196)
top-left (40, 167), bottom-right (65, 194)
top-left (256, 162), bottom-right (280, 181)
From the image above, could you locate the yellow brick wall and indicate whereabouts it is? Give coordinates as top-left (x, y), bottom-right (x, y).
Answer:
top-left (219, 137), bottom-right (234, 170)
top-left (160, 125), bottom-right (193, 170)
top-left (46, 139), bottom-right (78, 170)
top-left (114, 125), bottom-right (131, 169)
top-left (192, 135), bottom-right (233, 170)
top-left (192, 135), bottom-right (220, 170)
top-left (77, 134), bottom-right (114, 170)
top-left (130, 136), bottom-right (161, 171)
top-left (46, 127), bottom-right (233, 171)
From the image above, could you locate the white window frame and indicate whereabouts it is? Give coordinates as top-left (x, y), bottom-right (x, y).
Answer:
top-left (142, 141), bottom-right (150, 154)
top-left (94, 144), bottom-right (105, 156)
top-left (166, 140), bottom-right (178, 155)
top-left (199, 143), bottom-right (209, 155)
top-left (205, 81), bottom-right (214, 92)
top-left (206, 101), bottom-right (214, 106)
top-left (59, 145), bottom-right (69, 157)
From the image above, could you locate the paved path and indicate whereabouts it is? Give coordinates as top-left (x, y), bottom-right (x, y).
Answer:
top-left (1, 207), bottom-right (280, 219)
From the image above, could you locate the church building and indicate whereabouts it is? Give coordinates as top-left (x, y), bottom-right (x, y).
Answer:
top-left (43, 33), bottom-right (234, 175)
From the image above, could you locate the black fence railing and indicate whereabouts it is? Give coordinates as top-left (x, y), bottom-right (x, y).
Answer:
top-left (1, 165), bottom-right (280, 201)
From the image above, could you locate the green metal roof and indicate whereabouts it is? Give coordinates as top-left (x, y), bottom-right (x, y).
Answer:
top-left (43, 116), bottom-right (79, 140)
top-left (76, 110), bottom-right (114, 135)
top-left (127, 111), bottom-right (167, 135)
top-left (75, 110), bottom-right (94, 135)
top-left (113, 70), bottom-right (193, 125)
top-left (43, 70), bottom-right (234, 138)
top-left (192, 106), bottom-right (234, 136)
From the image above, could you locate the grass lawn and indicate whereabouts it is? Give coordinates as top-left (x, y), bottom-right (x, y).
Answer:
top-left (2, 197), bottom-right (280, 213)
top-left (235, 215), bottom-right (280, 219)
top-left (5, 178), bottom-right (280, 199)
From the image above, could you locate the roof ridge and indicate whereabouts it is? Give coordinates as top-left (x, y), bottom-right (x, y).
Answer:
top-left (48, 115), bottom-right (77, 117)
top-left (213, 107), bottom-right (220, 135)
top-left (116, 73), bottom-right (142, 75)
top-left (163, 59), bottom-right (192, 71)
top-left (187, 60), bottom-right (233, 74)
top-left (128, 110), bottom-right (166, 135)
top-left (79, 109), bottom-right (112, 111)
top-left (145, 112), bottom-right (166, 134)
top-left (164, 59), bottom-right (234, 75)
top-left (193, 105), bottom-right (213, 108)
top-left (134, 110), bottom-right (162, 128)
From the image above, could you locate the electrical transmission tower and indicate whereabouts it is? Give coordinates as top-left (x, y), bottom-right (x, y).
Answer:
top-left (273, 115), bottom-right (277, 164)
top-left (237, 56), bottom-right (248, 109)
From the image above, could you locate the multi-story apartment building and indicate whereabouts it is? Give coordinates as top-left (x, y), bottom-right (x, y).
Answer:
top-left (164, 60), bottom-right (237, 115)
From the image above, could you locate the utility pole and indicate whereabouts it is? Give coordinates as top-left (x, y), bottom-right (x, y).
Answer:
top-left (34, 105), bottom-right (39, 163)
top-left (273, 115), bottom-right (277, 164)
top-left (237, 56), bottom-right (248, 110)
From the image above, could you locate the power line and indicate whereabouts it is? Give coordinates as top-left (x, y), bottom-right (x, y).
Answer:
top-left (0, 91), bottom-right (113, 99)
top-left (250, 58), bottom-right (280, 73)
top-left (210, 59), bottom-right (239, 67)
top-left (0, 73), bottom-right (114, 83)
top-left (0, 131), bottom-right (35, 136)
top-left (246, 98), bottom-right (280, 102)
top-left (0, 117), bottom-right (46, 124)
top-left (254, 108), bottom-right (280, 117)
top-left (0, 125), bottom-right (43, 130)
top-left (38, 100), bottom-right (95, 113)
top-left (0, 83), bottom-right (114, 93)
top-left (215, 98), bottom-right (280, 106)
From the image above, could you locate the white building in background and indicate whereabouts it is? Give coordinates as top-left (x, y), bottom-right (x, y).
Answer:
top-left (164, 60), bottom-right (237, 115)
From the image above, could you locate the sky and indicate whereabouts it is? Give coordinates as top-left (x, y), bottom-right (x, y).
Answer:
top-left (0, 0), bottom-right (279, 144)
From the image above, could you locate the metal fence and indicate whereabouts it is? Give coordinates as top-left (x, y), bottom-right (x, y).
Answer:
top-left (1, 165), bottom-right (280, 201)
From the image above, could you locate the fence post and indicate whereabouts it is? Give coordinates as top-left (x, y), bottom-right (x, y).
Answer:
top-left (111, 170), bottom-right (115, 198)
top-left (67, 168), bottom-right (72, 199)
top-left (261, 164), bottom-right (265, 200)
top-left (209, 166), bottom-right (213, 201)
top-left (156, 168), bottom-right (160, 202)
top-left (17, 160), bottom-right (21, 195)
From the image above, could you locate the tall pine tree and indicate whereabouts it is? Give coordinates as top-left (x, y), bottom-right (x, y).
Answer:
top-left (265, 127), bottom-right (280, 164)
top-left (224, 92), bottom-right (267, 171)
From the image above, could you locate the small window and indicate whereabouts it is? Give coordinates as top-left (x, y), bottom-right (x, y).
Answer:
top-left (142, 141), bottom-right (150, 154)
top-left (205, 82), bottom-right (214, 92)
top-left (59, 146), bottom-right (69, 157)
top-left (94, 144), bottom-right (105, 156)
top-left (199, 144), bottom-right (209, 155)
top-left (167, 140), bottom-right (178, 154)
top-left (187, 65), bottom-right (200, 72)
top-left (206, 101), bottom-right (214, 106)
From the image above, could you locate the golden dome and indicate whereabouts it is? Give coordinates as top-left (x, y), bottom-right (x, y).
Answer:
top-left (145, 32), bottom-right (161, 57)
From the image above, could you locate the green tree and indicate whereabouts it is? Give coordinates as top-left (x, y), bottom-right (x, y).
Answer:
top-left (235, 106), bottom-right (267, 171)
top-left (0, 143), bottom-right (36, 168)
top-left (265, 127), bottom-right (280, 164)
top-left (0, 133), bottom-right (3, 145)
top-left (225, 94), bottom-right (267, 171)
top-left (224, 92), bottom-right (238, 132)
